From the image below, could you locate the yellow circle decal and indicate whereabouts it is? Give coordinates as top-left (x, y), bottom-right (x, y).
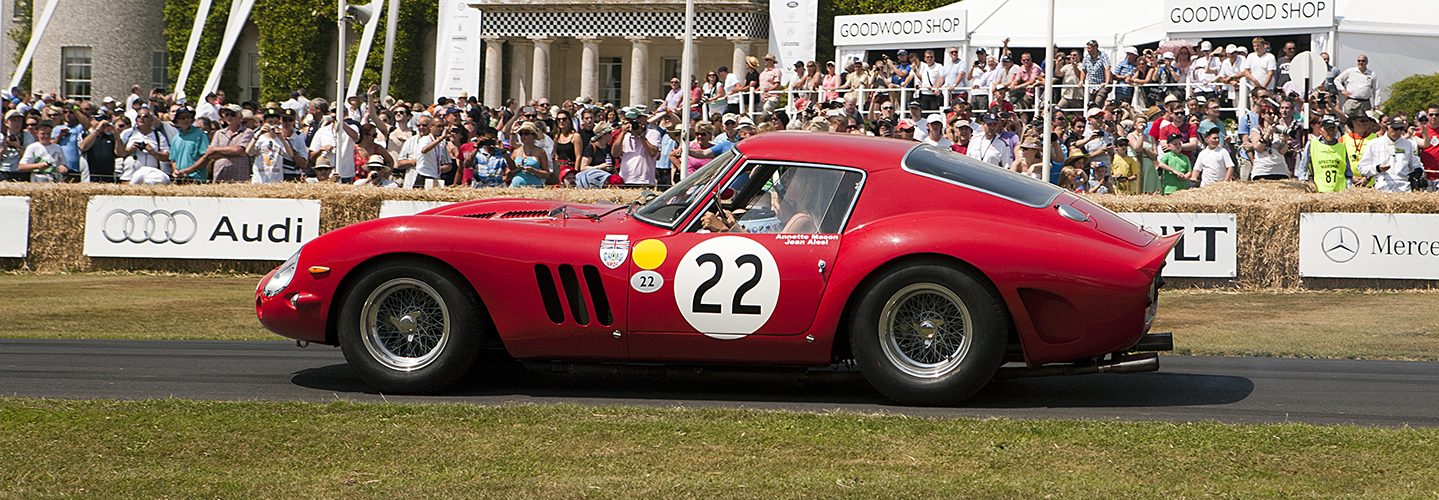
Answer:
top-left (632, 239), bottom-right (667, 270)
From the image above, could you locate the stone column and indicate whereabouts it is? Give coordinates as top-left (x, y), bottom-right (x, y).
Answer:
top-left (530, 37), bottom-right (552, 101)
top-left (577, 37), bottom-right (601, 102)
top-left (730, 38), bottom-right (753, 76)
top-left (483, 37), bottom-right (505, 108)
top-left (510, 40), bottom-right (532, 104)
top-left (627, 37), bottom-right (651, 107)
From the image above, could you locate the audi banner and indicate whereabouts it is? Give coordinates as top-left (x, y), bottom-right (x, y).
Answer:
top-left (0, 196), bottom-right (29, 257)
top-left (1299, 213), bottom-right (1439, 280)
top-left (84, 196), bottom-right (321, 260)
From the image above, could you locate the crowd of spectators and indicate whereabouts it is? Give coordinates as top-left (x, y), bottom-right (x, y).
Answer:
top-left (0, 35), bottom-right (1432, 193)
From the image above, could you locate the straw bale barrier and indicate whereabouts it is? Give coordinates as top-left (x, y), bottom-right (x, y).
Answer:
top-left (2, 182), bottom-right (1437, 288)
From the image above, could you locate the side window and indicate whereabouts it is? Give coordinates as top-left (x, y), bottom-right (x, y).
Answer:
top-left (733, 166), bottom-right (863, 234)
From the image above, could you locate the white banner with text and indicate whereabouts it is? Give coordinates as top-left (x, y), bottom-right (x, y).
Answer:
top-left (0, 196), bottom-right (29, 257)
top-left (84, 196), bottom-right (320, 260)
top-left (770, 0), bottom-right (818, 69)
top-left (1299, 213), bottom-right (1439, 280)
top-left (833, 10), bottom-right (967, 48)
top-left (1164, 0), bottom-right (1334, 34)
top-left (1120, 212), bottom-right (1238, 278)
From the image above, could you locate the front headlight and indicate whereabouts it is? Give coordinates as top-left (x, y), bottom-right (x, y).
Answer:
top-left (262, 251), bottom-right (301, 298)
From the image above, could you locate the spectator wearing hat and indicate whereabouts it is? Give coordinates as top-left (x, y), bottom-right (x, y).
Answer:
top-left (904, 100), bottom-right (926, 141)
top-left (758, 54), bottom-right (784, 104)
top-left (168, 107), bottom-right (212, 183)
top-left (1219, 45), bottom-right (1249, 104)
top-left (3, 110), bottom-right (37, 181)
top-left (611, 107), bottom-right (659, 186)
top-left (948, 118), bottom-right (973, 154)
top-left (1158, 132), bottom-right (1195, 194)
top-left (1111, 47), bottom-right (1140, 105)
top-left (307, 154), bottom-right (336, 183)
top-left (1342, 111), bottom-right (1382, 184)
top-left (507, 121), bottom-right (549, 187)
top-left (967, 112), bottom-right (1016, 168)
top-left (1298, 116), bottom-right (1353, 192)
top-left (922, 114), bottom-right (951, 148)
top-left (76, 112), bottom-right (120, 183)
top-left (278, 109), bottom-right (310, 180)
top-left (1357, 116), bottom-right (1423, 192)
top-left (208, 106), bottom-right (254, 183)
top-left (354, 155), bottom-right (399, 188)
top-left (469, 127), bottom-right (511, 187)
top-left (246, 107), bottom-right (300, 184)
top-left (1110, 135), bottom-right (1142, 194)
top-left (1059, 154), bottom-right (1091, 193)
top-left (1056, 50), bottom-right (1084, 110)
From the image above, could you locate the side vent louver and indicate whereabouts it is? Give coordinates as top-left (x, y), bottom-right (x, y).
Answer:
top-left (557, 265), bottom-right (590, 326)
top-left (534, 265), bottom-right (564, 324)
top-left (462, 212), bottom-right (496, 219)
top-left (582, 265), bottom-right (614, 326)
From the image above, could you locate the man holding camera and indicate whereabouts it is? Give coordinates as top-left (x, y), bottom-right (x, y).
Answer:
top-left (246, 108), bottom-right (301, 184)
top-left (471, 127), bottom-right (511, 188)
top-left (1357, 116), bottom-right (1423, 192)
top-left (610, 108), bottom-right (659, 186)
top-left (1417, 105), bottom-right (1439, 184)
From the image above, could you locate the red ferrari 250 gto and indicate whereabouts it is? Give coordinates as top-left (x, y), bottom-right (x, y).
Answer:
top-left (257, 132), bottom-right (1177, 405)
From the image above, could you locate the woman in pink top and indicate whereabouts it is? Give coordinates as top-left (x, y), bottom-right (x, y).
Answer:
top-left (821, 61), bottom-right (842, 103)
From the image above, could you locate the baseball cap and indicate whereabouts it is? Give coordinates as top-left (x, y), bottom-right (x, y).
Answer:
top-left (926, 113), bottom-right (945, 125)
top-left (262, 107), bottom-right (281, 119)
top-left (1085, 108), bottom-right (1105, 118)
top-left (1000, 55), bottom-right (1012, 63)
top-left (1200, 41), bottom-right (1213, 51)
top-left (592, 122), bottom-right (614, 137)
top-left (1165, 132), bottom-right (1184, 143)
top-left (1387, 116), bottom-right (1408, 129)
top-left (1320, 116), bottom-right (1341, 128)
top-left (895, 119), bottom-right (915, 130)
top-left (1162, 51), bottom-right (1176, 60)
top-left (722, 113), bottom-right (738, 124)
top-left (3, 109), bottom-right (21, 120)
top-left (1233, 45), bottom-right (1249, 54)
top-left (623, 108), bottom-right (640, 120)
top-left (1123, 46), bottom-right (1139, 56)
top-left (906, 100), bottom-right (922, 109)
top-left (1225, 44), bottom-right (1238, 53)
top-left (896, 49), bottom-right (908, 56)
top-left (980, 112), bottom-right (999, 123)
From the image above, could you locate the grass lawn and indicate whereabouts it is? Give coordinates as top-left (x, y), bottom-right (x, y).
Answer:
top-left (2, 273), bottom-right (1437, 360)
top-left (1, 399), bottom-right (1437, 497)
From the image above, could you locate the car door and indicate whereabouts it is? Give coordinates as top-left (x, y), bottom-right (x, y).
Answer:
top-left (625, 162), bottom-right (865, 361)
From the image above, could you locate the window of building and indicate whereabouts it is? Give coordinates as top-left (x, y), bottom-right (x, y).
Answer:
top-left (11, 0), bottom-right (22, 21)
top-left (600, 57), bottom-right (622, 105)
top-left (660, 58), bottom-right (681, 95)
top-left (246, 51), bottom-right (260, 102)
top-left (151, 51), bottom-right (170, 91)
top-left (60, 46), bottom-right (93, 100)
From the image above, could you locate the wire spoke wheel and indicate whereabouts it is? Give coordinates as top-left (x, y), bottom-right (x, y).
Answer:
top-left (360, 277), bottom-right (452, 372)
top-left (878, 282), bottom-right (973, 379)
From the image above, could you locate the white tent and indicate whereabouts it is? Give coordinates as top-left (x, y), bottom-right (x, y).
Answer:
top-left (1166, 0), bottom-right (1439, 102)
top-left (933, 0), bottom-right (1165, 52)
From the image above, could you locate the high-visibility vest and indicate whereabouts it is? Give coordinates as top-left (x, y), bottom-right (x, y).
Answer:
top-left (1309, 139), bottom-right (1349, 193)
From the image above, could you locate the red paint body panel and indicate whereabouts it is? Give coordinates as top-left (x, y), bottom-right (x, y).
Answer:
top-left (258, 132), bottom-right (1175, 368)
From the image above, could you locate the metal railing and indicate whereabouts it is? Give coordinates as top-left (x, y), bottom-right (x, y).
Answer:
top-left (698, 79), bottom-right (1257, 123)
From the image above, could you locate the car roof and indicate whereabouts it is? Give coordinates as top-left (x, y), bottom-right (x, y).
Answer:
top-left (734, 131), bottom-right (918, 172)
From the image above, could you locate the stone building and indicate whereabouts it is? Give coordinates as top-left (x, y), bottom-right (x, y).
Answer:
top-left (471, 0), bottom-right (770, 106)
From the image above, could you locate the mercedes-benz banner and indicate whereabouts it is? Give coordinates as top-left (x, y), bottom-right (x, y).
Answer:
top-left (84, 196), bottom-right (321, 260)
top-left (1119, 212), bottom-right (1238, 278)
top-left (0, 196), bottom-right (30, 257)
top-left (1299, 213), bottom-right (1439, 280)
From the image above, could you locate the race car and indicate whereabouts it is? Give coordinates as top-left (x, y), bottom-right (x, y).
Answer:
top-left (257, 131), bottom-right (1177, 405)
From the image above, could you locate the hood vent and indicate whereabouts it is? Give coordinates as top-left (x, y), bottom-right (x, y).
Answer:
top-left (499, 210), bottom-right (551, 219)
top-left (461, 212), bottom-right (497, 219)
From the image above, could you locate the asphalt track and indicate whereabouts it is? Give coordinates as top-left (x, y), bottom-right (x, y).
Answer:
top-left (2, 338), bottom-right (1438, 427)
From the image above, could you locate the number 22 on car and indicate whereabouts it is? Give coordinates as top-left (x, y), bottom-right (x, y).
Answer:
top-left (625, 234), bottom-right (841, 362)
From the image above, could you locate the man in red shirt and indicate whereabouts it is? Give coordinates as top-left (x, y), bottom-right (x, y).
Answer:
top-left (1417, 105), bottom-right (1439, 181)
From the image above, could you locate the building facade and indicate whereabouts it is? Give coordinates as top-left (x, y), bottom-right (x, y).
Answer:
top-left (470, 0), bottom-right (770, 107)
top-left (30, 0), bottom-right (168, 101)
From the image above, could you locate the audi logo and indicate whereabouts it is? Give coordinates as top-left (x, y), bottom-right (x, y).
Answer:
top-left (102, 209), bottom-right (199, 244)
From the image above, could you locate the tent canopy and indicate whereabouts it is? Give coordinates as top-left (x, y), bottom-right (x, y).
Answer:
top-left (933, 0), bottom-right (1164, 50)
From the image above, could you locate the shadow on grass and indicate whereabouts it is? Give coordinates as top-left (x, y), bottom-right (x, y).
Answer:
top-left (291, 361), bottom-right (1254, 409)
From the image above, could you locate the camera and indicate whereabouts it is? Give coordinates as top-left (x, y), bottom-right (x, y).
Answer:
top-left (628, 119), bottom-right (643, 132)
top-left (478, 138), bottom-right (497, 148)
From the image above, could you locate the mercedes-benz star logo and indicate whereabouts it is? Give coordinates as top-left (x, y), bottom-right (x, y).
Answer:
top-left (1321, 226), bottom-right (1359, 263)
top-left (102, 209), bottom-right (198, 244)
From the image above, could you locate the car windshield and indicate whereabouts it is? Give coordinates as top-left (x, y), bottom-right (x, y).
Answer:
top-left (633, 150), bottom-right (739, 228)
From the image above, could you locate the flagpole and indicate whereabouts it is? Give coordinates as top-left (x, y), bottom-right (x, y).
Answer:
top-left (1041, 0), bottom-right (1055, 184)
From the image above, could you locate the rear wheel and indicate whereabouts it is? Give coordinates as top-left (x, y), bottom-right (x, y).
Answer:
top-left (850, 264), bottom-right (1008, 405)
top-left (338, 261), bottom-right (483, 394)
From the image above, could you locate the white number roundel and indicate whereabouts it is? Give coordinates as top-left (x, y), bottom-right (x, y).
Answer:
top-left (673, 236), bottom-right (780, 340)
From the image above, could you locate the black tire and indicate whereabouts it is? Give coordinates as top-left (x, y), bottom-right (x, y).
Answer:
top-left (338, 259), bottom-right (484, 394)
top-left (850, 264), bottom-right (1009, 406)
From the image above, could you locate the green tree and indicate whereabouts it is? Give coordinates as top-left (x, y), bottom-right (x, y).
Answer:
top-left (1381, 73), bottom-right (1439, 119)
top-left (163, 0), bottom-right (239, 100)
top-left (816, 0), bottom-right (955, 63)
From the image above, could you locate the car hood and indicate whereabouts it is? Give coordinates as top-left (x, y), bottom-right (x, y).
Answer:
top-left (414, 197), bottom-right (640, 230)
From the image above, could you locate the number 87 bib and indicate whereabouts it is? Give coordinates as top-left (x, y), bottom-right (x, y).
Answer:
top-left (673, 236), bottom-right (781, 340)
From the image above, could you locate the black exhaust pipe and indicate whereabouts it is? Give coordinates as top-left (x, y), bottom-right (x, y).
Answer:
top-left (997, 353), bottom-right (1159, 379)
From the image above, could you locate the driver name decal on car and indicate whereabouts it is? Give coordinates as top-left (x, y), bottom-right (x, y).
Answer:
top-left (673, 236), bottom-right (780, 340)
top-left (599, 235), bottom-right (630, 269)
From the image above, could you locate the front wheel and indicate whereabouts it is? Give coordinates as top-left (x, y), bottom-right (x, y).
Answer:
top-left (338, 261), bottom-right (483, 394)
top-left (850, 264), bottom-right (1009, 405)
